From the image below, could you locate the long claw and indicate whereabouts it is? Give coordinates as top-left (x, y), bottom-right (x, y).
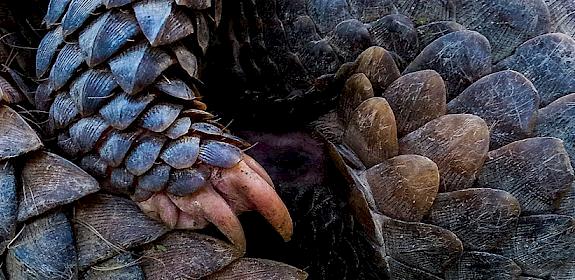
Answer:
top-left (212, 160), bottom-right (293, 241)
top-left (138, 193), bottom-right (179, 229)
top-left (169, 187), bottom-right (246, 252)
top-left (242, 154), bottom-right (274, 188)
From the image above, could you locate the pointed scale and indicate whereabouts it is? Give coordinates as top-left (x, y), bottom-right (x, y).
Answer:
top-left (70, 69), bottom-right (118, 116)
top-left (139, 103), bottom-right (183, 132)
top-left (36, 26), bottom-right (64, 78)
top-left (44, 0), bottom-right (72, 26)
top-left (0, 106), bottom-right (42, 160)
top-left (140, 232), bottom-right (242, 279)
top-left (100, 92), bottom-right (155, 130)
top-left (161, 136), bottom-right (200, 169)
top-left (79, 11), bottom-right (141, 67)
top-left (61, 0), bottom-right (103, 36)
top-left (6, 213), bottom-right (77, 279)
top-left (34, 82), bottom-right (54, 112)
top-left (18, 151), bottom-right (99, 221)
top-left (476, 137), bottom-right (575, 214)
top-left (74, 194), bottom-right (167, 269)
top-left (109, 42), bottom-right (175, 94)
top-left (48, 43), bottom-right (85, 91)
top-left (134, 0), bottom-right (195, 47)
top-left (399, 114), bottom-right (489, 192)
top-left (196, 14), bottom-right (209, 54)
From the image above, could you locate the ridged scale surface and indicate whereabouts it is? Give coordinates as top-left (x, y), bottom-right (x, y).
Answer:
top-left (37, 0), bottom-right (245, 199)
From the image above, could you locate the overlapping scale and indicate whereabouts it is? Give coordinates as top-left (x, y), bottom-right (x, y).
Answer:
top-left (125, 135), bottom-right (165, 176)
top-left (453, 0), bottom-right (551, 62)
top-left (495, 33), bottom-right (575, 107)
top-left (167, 168), bottom-right (208, 196)
top-left (108, 43), bottom-right (175, 94)
top-left (155, 77), bottom-right (196, 100)
top-left (476, 137), bottom-right (574, 214)
top-left (134, 0), bottom-right (195, 47)
top-left (49, 43), bottom-right (85, 91)
top-left (68, 116), bottom-right (110, 154)
top-left (448, 70), bottom-right (540, 148)
top-left (69, 69), bottom-right (118, 116)
top-left (44, 0), bottom-right (72, 27)
top-left (61, 0), bottom-right (102, 36)
top-left (139, 103), bottom-right (183, 132)
top-left (99, 92), bottom-right (155, 130)
top-left (166, 117), bottom-right (192, 139)
top-left (404, 30), bottom-right (492, 99)
top-left (399, 114), bottom-right (490, 192)
top-left (98, 130), bottom-right (139, 167)
top-left (137, 164), bottom-right (171, 192)
top-left (79, 11), bottom-right (141, 67)
top-left (36, 26), bottom-right (64, 78)
top-left (198, 140), bottom-right (242, 169)
top-left (160, 136), bottom-right (200, 169)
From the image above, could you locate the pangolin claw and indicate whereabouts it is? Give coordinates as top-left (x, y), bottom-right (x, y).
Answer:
top-left (137, 154), bottom-right (293, 251)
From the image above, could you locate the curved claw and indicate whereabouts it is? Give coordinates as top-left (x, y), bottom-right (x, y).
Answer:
top-left (211, 155), bottom-right (293, 241)
top-left (168, 187), bottom-right (246, 252)
top-left (242, 154), bottom-right (274, 188)
top-left (137, 154), bottom-right (292, 247)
